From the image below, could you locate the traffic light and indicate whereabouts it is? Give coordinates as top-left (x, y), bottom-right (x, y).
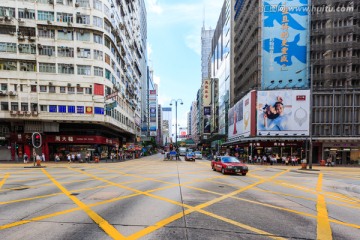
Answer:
top-left (32, 132), bottom-right (42, 148)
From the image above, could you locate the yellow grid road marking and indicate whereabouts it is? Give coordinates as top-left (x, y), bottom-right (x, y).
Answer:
top-left (41, 169), bottom-right (125, 240)
top-left (0, 174), bottom-right (10, 189)
top-left (316, 173), bottom-right (332, 240)
top-left (127, 169), bottom-right (289, 239)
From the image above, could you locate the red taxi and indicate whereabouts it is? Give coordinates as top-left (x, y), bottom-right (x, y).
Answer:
top-left (211, 156), bottom-right (248, 176)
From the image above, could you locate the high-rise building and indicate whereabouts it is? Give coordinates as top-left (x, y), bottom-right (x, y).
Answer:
top-left (0, 0), bottom-right (146, 161)
top-left (229, 0), bottom-right (360, 164)
top-left (201, 24), bottom-right (214, 80)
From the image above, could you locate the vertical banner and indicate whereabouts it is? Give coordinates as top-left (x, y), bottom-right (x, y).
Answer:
top-left (149, 90), bottom-right (157, 136)
top-left (203, 107), bottom-right (211, 134)
top-left (202, 79), bottom-right (211, 106)
top-left (262, 0), bottom-right (309, 90)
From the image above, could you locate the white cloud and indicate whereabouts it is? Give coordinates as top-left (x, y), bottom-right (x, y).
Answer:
top-left (158, 94), bottom-right (171, 106)
top-left (146, 0), bottom-right (163, 14)
top-left (154, 74), bottom-right (161, 85)
top-left (147, 0), bottom-right (223, 55)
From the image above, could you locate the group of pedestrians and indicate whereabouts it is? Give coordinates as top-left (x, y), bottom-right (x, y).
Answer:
top-left (247, 154), bottom-right (299, 166)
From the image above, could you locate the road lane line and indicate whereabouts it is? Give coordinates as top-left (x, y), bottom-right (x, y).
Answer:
top-left (127, 170), bottom-right (290, 239)
top-left (0, 174), bottom-right (10, 189)
top-left (41, 169), bottom-right (125, 240)
top-left (316, 173), bottom-right (332, 240)
top-left (197, 209), bottom-right (286, 240)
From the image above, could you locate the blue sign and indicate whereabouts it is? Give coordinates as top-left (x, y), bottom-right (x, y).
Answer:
top-left (262, 0), bottom-right (309, 90)
top-left (77, 106), bottom-right (84, 114)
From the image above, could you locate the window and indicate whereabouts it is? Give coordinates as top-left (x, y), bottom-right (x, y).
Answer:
top-left (0, 42), bottom-right (16, 53)
top-left (40, 85), bottom-right (47, 92)
top-left (39, 63), bottom-right (56, 73)
top-left (76, 31), bottom-right (90, 41)
top-left (93, 16), bottom-right (103, 28)
top-left (57, 46), bottom-right (74, 57)
top-left (93, 0), bottom-right (102, 11)
top-left (94, 34), bottom-right (103, 44)
top-left (58, 64), bottom-right (74, 74)
top-left (76, 14), bottom-right (90, 24)
top-left (60, 86), bottom-right (66, 93)
top-left (104, 21), bottom-right (111, 33)
top-left (39, 45), bottom-right (55, 56)
top-left (20, 62), bottom-right (36, 72)
top-left (0, 7), bottom-right (16, 18)
top-left (105, 37), bottom-right (111, 48)
top-left (1, 84), bottom-right (7, 91)
top-left (40, 105), bottom-right (48, 111)
top-left (77, 87), bottom-right (84, 94)
top-left (57, 12), bottom-right (73, 23)
top-left (85, 87), bottom-right (92, 94)
top-left (11, 102), bottom-right (19, 111)
top-left (105, 53), bottom-right (110, 64)
top-left (30, 85), bottom-right (37, 92)
top-left (18, 9), bottom-right (35, 19)
top-left (58, 105), bottom-right (67, 113)
top-left (76, 0), bottom-right (90, 8)
top-left (57, 30), bottom-right (74, 40)
top-left (18, 44), bottom-right (36, 54)
top-left (1, 102), bottom-right (9, 111)
top-left (77, 48), bottom-right (91, 58)
top-left (68, 87), bottom-right (75, 94)
top-left (105, 69), bottom-right (111, 80)
top-left (49, 105), bottom-right (57, 112)
top-left (49, 86), bottom-right (56, 93)
top-left (0, 60), bottom-right (17, 71)
top-left (38, 28), bottom-right (55, 39)
top-left (77, 65), bottom-right (91, 75)
top-left (68, 106), bottom-right (75, 113)
top-left (94, 50), bottom-right (103, 60)
top-left (94, 67), bottom-right (103, 76)
top-left (38, 11), bottom-right (54, 21)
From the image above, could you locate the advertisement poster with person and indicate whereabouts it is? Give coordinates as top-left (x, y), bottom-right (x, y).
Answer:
top-left (257, 90), bottom-right (310, 136)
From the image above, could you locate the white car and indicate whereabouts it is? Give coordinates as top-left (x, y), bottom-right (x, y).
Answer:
top-left (194, 151), bottom-right (202, 159)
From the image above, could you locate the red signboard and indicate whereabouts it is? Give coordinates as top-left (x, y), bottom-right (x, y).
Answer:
top-left (46, 135), bottom-right (119, 145)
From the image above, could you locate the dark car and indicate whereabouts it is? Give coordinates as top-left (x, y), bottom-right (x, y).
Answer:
top-left (211, 156), bottom-right (248, 176)
top-left (185, 152), bottom-right (195, 161)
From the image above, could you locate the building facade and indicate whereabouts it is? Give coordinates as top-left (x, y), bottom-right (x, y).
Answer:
top-left (0, 0), bottom-right (146, 161)
top-left (161, 107), bottom-right (172, 145)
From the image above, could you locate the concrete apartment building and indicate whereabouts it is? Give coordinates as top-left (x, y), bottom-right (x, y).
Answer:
top-left (0, 0), bottom-right (147, 161)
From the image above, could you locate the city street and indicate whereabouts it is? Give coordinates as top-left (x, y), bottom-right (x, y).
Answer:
top-left (0, 154), bottom-right (359, 240)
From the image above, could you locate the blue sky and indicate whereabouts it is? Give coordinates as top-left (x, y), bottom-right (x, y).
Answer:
top-left (145, 0), bottom-right (223, 133)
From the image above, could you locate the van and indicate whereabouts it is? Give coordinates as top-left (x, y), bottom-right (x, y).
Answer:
top-left (178, 147), bottom-right (187, 156)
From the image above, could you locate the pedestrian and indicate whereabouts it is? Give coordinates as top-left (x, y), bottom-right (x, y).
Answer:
top-left (54, 154), bottom-right (60, 163)
top-left (41, 153), bottom-right (45, 162)
top-left (71, 153), bottom-right (75, 162)
top-left (77, 152), bottom-right (82, 162)
top-left (326, 157), bottom-right (332, 167)
top-left (86, 152), bottom-right (91, 163)
top-left (23, 153), bottom-right (28, 163)
top-left (282, 156), bottom-right (286, 165)
top-left (262, 155), bottom-right (267, 165)
top-left (67, 154), bottom-right (72, 163)
top-left (248, 155), bottom-right (252, 164)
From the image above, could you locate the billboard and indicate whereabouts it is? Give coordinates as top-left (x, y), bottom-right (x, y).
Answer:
top-left (257, 90), bottom-right (310, 136)
top-left (203, 107), bottom-right (211, 134)
top-left (262, 0), bottom-right (309, 90)
top-left (228, 91), bottom-right (254, 139)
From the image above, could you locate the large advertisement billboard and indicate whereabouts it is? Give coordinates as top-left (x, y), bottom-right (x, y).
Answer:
top-left (203, 107), bottom-right (211, 134)
top-left (262, 0), bottom-right (309, 90)
top-left (257, 90), bottom-right (310, 136)
top-left (228, 91), bottom-right (254, 139)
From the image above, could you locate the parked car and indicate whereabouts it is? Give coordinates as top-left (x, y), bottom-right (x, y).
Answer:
top-left (185, 152), bottom-right (195, 161)
top-left (194, 151), bottom-right (203, 159)
top-left (211, 156), bottom-right (248, 176)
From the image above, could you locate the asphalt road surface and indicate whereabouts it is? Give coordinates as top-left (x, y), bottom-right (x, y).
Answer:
top-left (0, 154), bottom-right (359, 240)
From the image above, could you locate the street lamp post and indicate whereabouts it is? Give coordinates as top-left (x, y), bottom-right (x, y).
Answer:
top-left (170, 99), bottom-right (183, 148)
top-left (296, 50), bottom-right (332, 169)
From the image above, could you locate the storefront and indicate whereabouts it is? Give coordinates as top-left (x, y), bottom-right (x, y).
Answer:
top-left (47, 135), bottom-right (120, 161)
top-left (322, 142), bottom-right (360, 165)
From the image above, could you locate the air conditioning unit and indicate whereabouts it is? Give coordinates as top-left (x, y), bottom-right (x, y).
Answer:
top-left (77, 47), bottom-right (81, 51)
top-left (18, 111), bottom-right (24, 115)
top-left (0, 91), bottom-right (7, 95)
top-left (67, 22), bottom-right (72, 27)
top-left (111, 3), bottom-right (115, 7)
top-left (9, 32), bottom-right (15, 36)
top-left (76, 84), bottom-right (80, 87)
top-left (79, 29), bottom-right (84, 35)
top-left (18, 35), bottom-right (25, 40)
top-left (37, 44), bottom-right (43, 49)
top-left (18, 18), bottom-right (25, 24)
top-left (75, 3), bottom-right (80, 7)
top-left (28, 36), bottom-right (35, 42)
top-left (48, 0), bottom-right (54, 4)
top-left (67, 83), bottom-right (71, 87)
top-left (10, 110), bottom-right (17, 115)
top-left (4, 16), bottom-right (11, 22)
top-left (49, 82), bottom-right (53, 86)
top-left (32, 111), bottom-right (38, 116)
top-left (76, 12), bottom-right (81, 15)
top-left (47, 20), bottom-right (52, 25)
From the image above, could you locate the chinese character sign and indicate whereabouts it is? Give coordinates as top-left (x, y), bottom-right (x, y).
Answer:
top-left (202, 79), bottom-right (211, 107)
top-left (262, 0), bottom-right (309, 90)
